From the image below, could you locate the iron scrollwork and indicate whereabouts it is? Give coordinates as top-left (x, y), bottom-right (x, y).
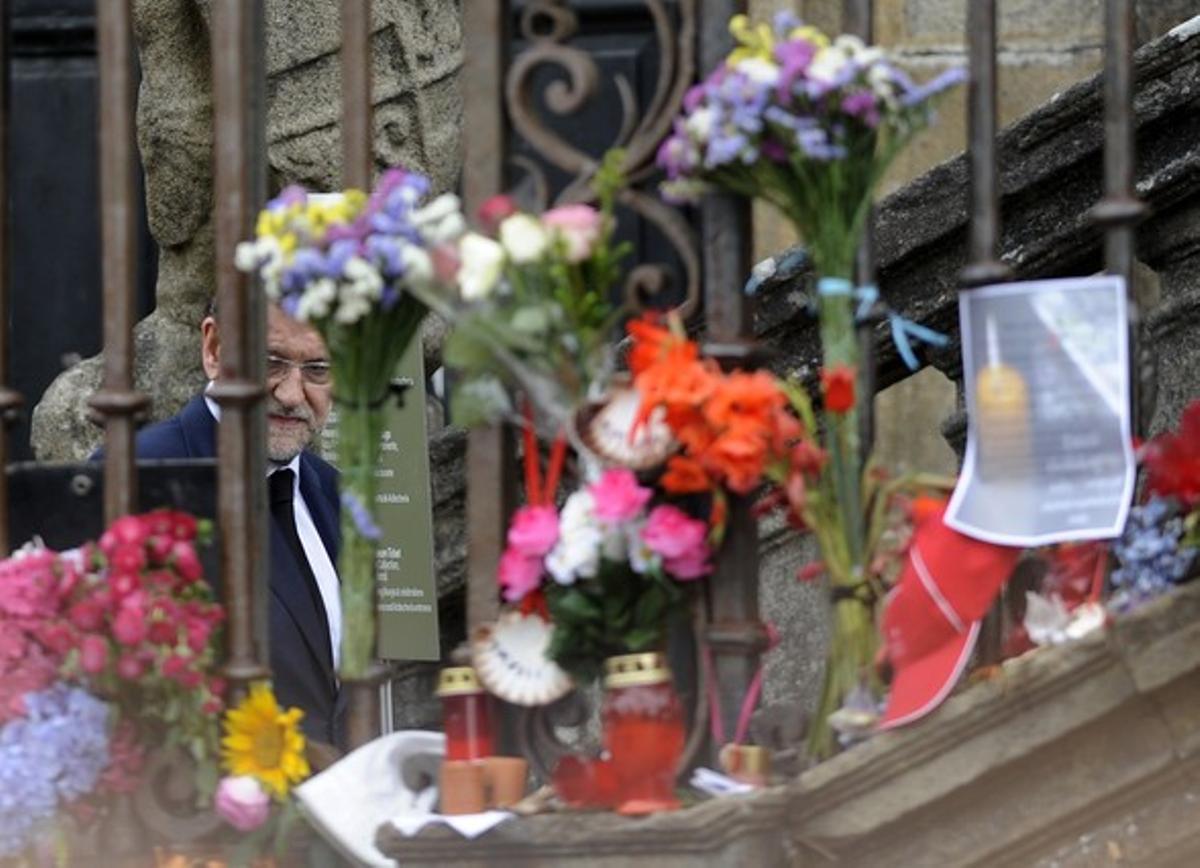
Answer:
top-left (505, 0), bottom-right (701, 319)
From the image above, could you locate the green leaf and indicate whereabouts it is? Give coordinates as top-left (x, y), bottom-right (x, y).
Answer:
top-left (633, 584), bottom-right (668, 628)
top-left (510, 305), bottom-right (551, 335)
top-left (623, 626), bottom-right (662, 651)
top-left (550, 588), bottom-right (602, 622)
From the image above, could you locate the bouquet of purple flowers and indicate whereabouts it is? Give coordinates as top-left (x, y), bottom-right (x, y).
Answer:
top-left (658, 13), bottom-right (964, 758)
top-left (658, 12), bottom-right (962, 281)
top-left (237, 170), bottom-right (467, 678)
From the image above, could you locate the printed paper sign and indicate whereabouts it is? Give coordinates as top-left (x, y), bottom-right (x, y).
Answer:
top-left (945, 276), bottom-right (1135, 547)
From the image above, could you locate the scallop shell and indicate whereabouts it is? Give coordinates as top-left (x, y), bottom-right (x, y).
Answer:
top-left (471, 611), bottom-right (574, 707)
top-left (576, 387), bottom-right (677, 471)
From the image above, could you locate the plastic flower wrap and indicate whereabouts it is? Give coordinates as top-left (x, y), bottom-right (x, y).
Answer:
top-left (238, 169), bottom-right (467, 678)
top-left (498, 468), bottom-right (711, 684)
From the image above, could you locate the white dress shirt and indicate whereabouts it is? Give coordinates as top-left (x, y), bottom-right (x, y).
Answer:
top-left (205, 391), bottom-right (342, 670)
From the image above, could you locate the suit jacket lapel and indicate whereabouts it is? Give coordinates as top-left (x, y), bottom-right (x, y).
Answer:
top-left (268, 519), bottom-right (338, 692)
top-left (177, 394), bottom-right (218, 459)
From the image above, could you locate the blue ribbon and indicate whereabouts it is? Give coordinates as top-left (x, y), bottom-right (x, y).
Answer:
top-left (853, 284), bottom-right (949, 371)
top-left (744, 254), bottom-right (950, 371)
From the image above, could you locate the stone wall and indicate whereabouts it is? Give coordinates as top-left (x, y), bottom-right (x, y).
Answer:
top-left (29, 0), bottom-right (463, 461)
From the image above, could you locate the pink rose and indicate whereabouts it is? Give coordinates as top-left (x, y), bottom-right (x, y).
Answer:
top-left (506, 506), bottom-right (560, 557)
top-left (541, 204), bottom-right (603, 263)
top-left (214, 776), bottom-right (271, 832)
top-left (80, 635), bottom-right (109, 674)
top-left (664, 549), bottom-right (712, 580)
top-left (641, 505), bottom-right (708, 561)
top-left (496, 547), bottom-right (543, 603)
top-left (589, 469), bottom-right (652, 525)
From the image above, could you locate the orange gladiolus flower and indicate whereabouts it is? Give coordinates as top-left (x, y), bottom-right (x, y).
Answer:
top-left (703, 370), bottom-right (787, 431)
top-left (660, 455), bottom-right (712, 494)
top-left (704, 424), bottom-right (769, 493)
top-left (627, 315), bottom-right (684, 376)
top-left (820, 365), bottom-right (857, 414)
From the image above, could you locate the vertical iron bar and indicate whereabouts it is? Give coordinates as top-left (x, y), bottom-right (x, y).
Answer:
top-left (90, 0), bottom-right (148, 523)
top-left (844, 0), bottom-right (881, 458)
top-left (339, 0), bottom-right (390, 750)
top-left (210, 0), bottom-right (270, 695)
top-left (961, 0), bottom-right (1011, 666)
top-left (698, 0), bottom-right (768, 756)
top-left (0, 1), bottom-right (21, 556)
top-left (1091, 0), bottom-right (1147, 436)
top-left (463, 0), bottom-right (513, 636)
top-left (960, 0), bottom-right (1012, 290)
top-left (341, 0), bottom-right (372, 190)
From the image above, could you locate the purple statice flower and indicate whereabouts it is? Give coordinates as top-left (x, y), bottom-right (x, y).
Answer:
top-left (774, 38), bottom-right (819, 101)
top-left (267, 185), bottom-right (307, 212)
top-left (899, 66), bottom-right (968, 107)
top-left (279, 293), bottom-right (302, 319)
top-left (841, 90), bottom-right (881, 127)
top-left (364, 235), bottom-right (407, 280)
top-left (341, 492), bottom-right (381, 542)
top-left (656, 129), bottom-right (697, 180)
top-left (326, 238), bottom-right (361, 277)
top-left (380, 285), bottom-right (401, 311)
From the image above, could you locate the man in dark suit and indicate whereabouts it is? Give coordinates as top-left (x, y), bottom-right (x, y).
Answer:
top-left (132, 303), bottom-right (345, 748)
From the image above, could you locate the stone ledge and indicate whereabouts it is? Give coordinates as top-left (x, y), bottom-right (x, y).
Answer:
top-left (375, 581), bottom-right (1200, 866)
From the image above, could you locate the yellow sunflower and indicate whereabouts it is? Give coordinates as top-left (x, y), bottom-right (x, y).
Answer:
top-left (220, 682), bottom-right (311, 799)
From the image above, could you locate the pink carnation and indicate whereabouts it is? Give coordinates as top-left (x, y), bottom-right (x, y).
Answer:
top-left (497, 547), bottom-right (543, 603)
top-left (589, 469), bottom-right (652, 525)
top-left (507, 505), bottom-right (560, 557)
top-left (541, 204), bottom-right (603, 263)
top-left (642, 505), bottom-right (708, 561)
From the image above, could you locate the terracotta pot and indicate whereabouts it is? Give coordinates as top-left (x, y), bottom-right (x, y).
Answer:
top-left (439, 760), bottom-right (486, 815)
top-left (482, 756), bottom-right (529, 808)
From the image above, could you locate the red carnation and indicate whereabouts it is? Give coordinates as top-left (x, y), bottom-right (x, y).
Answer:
top-left (1143, 400), bottom-right (1200, 508)
top-left (820, 365), bottom-right (857, 415)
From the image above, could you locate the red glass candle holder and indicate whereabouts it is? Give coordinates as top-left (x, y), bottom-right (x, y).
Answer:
top-left (602, 652), bottom-right (685, 815)
top-left (437, 666), bottom-right (494, 761)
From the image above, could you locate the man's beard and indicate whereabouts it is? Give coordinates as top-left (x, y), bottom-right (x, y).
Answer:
top-left (266, 399), bottom-right (319, 463)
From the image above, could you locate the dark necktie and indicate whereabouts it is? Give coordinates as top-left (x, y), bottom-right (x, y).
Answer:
top-left (269, 468), bottom-right (333, 670)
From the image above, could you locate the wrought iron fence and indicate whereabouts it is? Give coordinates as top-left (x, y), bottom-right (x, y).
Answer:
top-left (0, 0), bottom-right (1152, 855)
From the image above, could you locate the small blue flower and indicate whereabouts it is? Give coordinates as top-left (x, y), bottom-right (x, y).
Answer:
top-left (341, 491), bottom-right (382, 542)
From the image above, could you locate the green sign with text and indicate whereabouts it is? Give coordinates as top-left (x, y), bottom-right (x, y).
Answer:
top-left (319, 338), bottom-right (441, 661)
